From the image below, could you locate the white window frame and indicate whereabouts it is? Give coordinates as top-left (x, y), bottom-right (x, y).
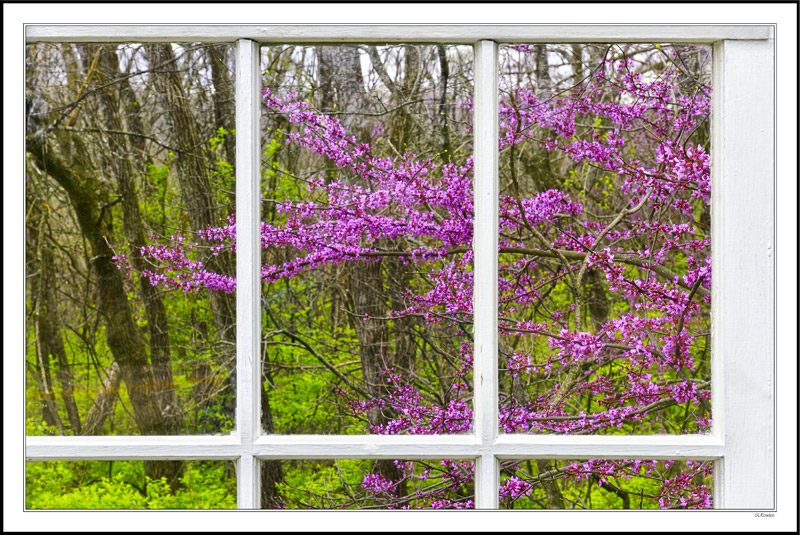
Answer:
top-left (21, 23), bottom-right (777, 514)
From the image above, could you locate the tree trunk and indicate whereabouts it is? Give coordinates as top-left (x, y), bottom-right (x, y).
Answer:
top-left (146, 44), bottom-right (237, 345)
top-left (536, 459), bottom-right (565, 509)
top-left (95, 46), bottom-right (182, 433)
top-left (145, 43), bottom-right (239, 444)
top-left (38, 244), bottom-right (82, 433)
top-left (583, 268), bottom-right (610, 332)
top-left (27, 137), bottom-right (168, 436)
top-left (28, 134), bottom-right (185, 489)
top-left (260, 381), bottom-right (284, 508)
top-left (26, 199), bottom-right (67, 433)
top-left (82, 361), bottom-right (122, 435)
top-left (317, 45), bottom-right (407, 499)
top-left (145, 42), bottom-right (283, 501)
top-left (207, 44), bottom-right (236, 174)
top-left (436, 45), bottom-right (453, 163)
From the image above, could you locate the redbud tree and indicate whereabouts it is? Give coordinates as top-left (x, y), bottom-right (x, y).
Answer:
top-left (133, 43), bottom-right (713, 509)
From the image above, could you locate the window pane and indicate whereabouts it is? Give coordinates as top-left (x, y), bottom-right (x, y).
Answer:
top-left (263, 458), bottom-right (474, 509)
top-left (500, 459), bottom-right (713, 509)
top-left (259, 45), bottom-right (475, 435)
top-left (26, 460), bottom-right (236, 509)
top-left (25, 43), bottom-right (237, 436)
top-left (497, 44), bottom-right (712, 434)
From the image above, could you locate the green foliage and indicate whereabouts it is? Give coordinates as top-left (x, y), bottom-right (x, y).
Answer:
top-left (209, 127), bottom-right (236, 209)
top-left (140, 155), bottom-right (179, 236)
top-left (278, 459), bottom-right (357, 508)
top-left (26, 461), bottom-right (235, 510)
top-left (264, 276), bottom-right (364, 434)
top-left (25, 416), bottom-right (59, 437)
top-left (262, 130), bottom-right (308, 224)
top-left (502, 466), bottom-right (669, 509)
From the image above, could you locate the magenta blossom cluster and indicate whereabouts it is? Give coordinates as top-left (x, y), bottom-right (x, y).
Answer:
top-left (360, 460), bottom-right (474, 509)
top-left (562, 459), bottom-right (713, 509)
top-left (494, 48), bottom-right (711, 439)
top-left (133, 45), bottom-right (712, 509)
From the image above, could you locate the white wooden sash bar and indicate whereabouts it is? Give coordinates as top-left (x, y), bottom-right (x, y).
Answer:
top-left (26, 434), bottom-right (724, 461)
top-left (234, 37), bottom-right (262, 509)
top-left (25, 435), bottom-right (241, 461)
top-left (22, 23), bottom-right (775, 512)
top-left (25, 24), bottom-right (772, 43)
top-left (473, 39), bottom-right (500, 510)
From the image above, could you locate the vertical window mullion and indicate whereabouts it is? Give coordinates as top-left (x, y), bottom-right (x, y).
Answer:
top-left (234, 38), bottom-right (262, 509)
top-left (473, 39), bottom-right (500, 509)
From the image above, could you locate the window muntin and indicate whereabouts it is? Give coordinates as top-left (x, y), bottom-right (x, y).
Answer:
top-left (20, 25), bottom-right (775, 515)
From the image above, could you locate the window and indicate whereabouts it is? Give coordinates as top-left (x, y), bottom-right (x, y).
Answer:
top-left (9, 7), bottom-right (795, 532)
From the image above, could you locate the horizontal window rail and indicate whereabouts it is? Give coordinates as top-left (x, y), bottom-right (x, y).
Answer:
top-left (26, 434), bottom-right (725, 461)
top-left (25, 24), bottom-right (772, 43)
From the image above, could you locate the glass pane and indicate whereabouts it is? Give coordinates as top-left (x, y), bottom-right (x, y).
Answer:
top-left (26, 43), bottom-right (236, 436)
top-left (259, 45), bottom-right (475, 434)
top-left (263, 459), bottom-right (474, 509)
top-left (500, 459), bottom-right (713, 509)
top-left (497, 44), bottom-right (712, 434)
top-left (26, 460), bottom-right (236, 509)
